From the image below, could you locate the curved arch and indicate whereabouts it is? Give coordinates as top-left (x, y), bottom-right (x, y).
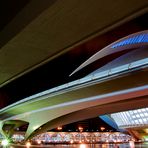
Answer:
top-left (29, 94), bottom-right (148, 139)
top-left (70, 30), bottom-right (148, 76)
top-left (1, 120), bottom-right (28, 139)
top-left (88, 47), bottom-right (148, 76)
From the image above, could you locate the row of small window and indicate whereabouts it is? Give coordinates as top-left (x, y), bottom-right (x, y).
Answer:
top-left (111, 108), bottom-right (148, 127)
top-left (111, 33), bottom-right (148, 48)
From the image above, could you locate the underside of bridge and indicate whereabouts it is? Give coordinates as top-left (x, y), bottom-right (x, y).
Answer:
top-left (0, 0), bottom-right (148, 143)
top-left (0, 32), bottom-right (148, 140)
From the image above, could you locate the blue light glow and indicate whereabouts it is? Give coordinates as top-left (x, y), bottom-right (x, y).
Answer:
top-left (112, 34), bottom-right (148, 48)
top-left (99, 115), bottom-right (120, 130)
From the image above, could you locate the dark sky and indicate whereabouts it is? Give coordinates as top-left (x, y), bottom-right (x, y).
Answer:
top-left (51, 117), bottom-right (118, 132)
top-left (0, 0), bottom-right (30, 31)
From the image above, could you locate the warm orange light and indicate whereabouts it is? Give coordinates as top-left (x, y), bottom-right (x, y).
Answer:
top-left (78, 127), bottom-right (83, 132)
top-left (100, 127), bottom-right (105, 131)
top-left (26, 142), bottom-right (31, 147)
top-left (37, 140), bottom-right (41, 144)
top-left (80, 144), bottom-right (86, 148)
top-left (57, 126), bottom-right (62, 130)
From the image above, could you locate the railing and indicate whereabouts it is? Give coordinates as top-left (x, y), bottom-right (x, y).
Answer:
top-left (1, 58), bottom-right (148, 112)
top-left (12, 132), bottom-right (133, 144)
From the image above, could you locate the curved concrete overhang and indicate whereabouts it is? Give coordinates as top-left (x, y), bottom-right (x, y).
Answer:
top-left (0, 0), bottom-right (148, 87)
top-left (0, 65), bottom-right (148, 139)
top-left (70, 30), bottom-right (148, 76)
top-left (29, 95), bottom-right (148, 139)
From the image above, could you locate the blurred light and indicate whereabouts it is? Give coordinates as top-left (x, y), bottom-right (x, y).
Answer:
top-left (80, 144), bottom-right (86, 148)
top-left (70, 140), bottom-right (74, 144)
top-left (129, 140), bottom-right (135, 148)
top-left (100, 127), bottom-right (105, 131)
top-left (1, 139), bottom-right (9, 146)
top-left (144, 136), bottom-right (148, 141)
top-left (37, 140), bottom-right (41, 144)
top-left (26, 142), bottom-right (31, 147)
top-left (144, 129), bottom-right (148, 134)
top-left (57, 126), bottom-right (62, 130)
top-left (102, 144), bottom-right (107, 148)
top-left (117, 139), bottom-right (121, 142)
top-left (78, 127), bottom-right (83, 132)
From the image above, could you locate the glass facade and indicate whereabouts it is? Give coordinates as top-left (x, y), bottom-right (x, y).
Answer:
top-left (111, 108), bottom-right (148, 128)
top-left (111, 33), bottom-right (148, 48)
